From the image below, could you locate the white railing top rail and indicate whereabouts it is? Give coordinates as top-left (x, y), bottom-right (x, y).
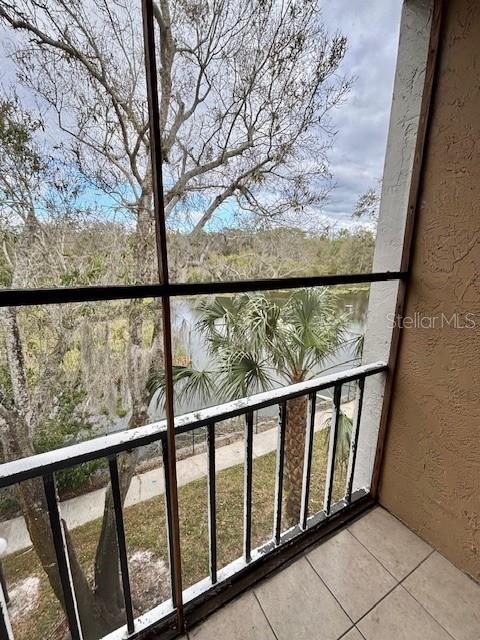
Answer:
top-left (0, 361), bottom-right (386, 489)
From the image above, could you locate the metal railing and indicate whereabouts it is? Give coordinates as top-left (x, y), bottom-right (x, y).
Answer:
top-left (0, 361), bottom-right (386, 640)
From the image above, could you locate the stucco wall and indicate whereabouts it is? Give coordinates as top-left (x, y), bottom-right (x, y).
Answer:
top-left (379, 0), bottom-right (480, 581)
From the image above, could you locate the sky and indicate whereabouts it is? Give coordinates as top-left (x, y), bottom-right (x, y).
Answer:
top-left (169, 0), bottom-right (404, 233)
top-left (319, 0), bottom-right (403, 227)
top-left (0, 1), bottom-right (403, 232)
top-left (168, 1), bottom-right (404, 233)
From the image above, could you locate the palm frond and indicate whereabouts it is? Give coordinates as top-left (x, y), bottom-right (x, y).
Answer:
top-left (175, 366), bottom-right (217, 405)
top-left (148, 365), bottom-right (217, 408)
top-left (192, 288), bottom-right (349, 398)
top-left (196, 296), bottom-right (241, 355)
top-left (147, 368), bottom-right (167, 406)
top-left (318, 410), bottom-right (353, 475)
top-left (196, 297), bottom-right (231, 332)
top-left (352, 334), bottom-right (364, 361)
top-left (217, 349), bottom-right (275, 399)
top-left (282, 288), bottom-right (348, 375)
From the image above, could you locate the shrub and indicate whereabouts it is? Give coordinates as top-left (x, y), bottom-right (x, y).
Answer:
top-left (34, 383), bottom-right (107, 495)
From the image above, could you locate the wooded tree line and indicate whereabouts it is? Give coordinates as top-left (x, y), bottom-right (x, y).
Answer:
top-left (0, 222), bottom-right (375, 289)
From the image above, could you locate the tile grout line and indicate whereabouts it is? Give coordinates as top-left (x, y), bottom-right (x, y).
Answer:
top-left (394, 583), bottom-right (457, 640)
top-left (352, 549), bottom-right (436, 629)
top-left (252, 589), bottom-right (280, 640)
top-left (306, 534), bottom-right (436, 637)
top-left (351, 547), bottom-right (458, 640)
top-left (378, 505), bottom-right (441, 559)
top-left (347, 521), bottom-right (420, 582)
top-left (347, 520), bottom-right (464, 640)
top-left (186, 522), bottom-right (465, 640)
top-left (432, 547), bottom-right (480, 588)
top-left (335, 624), bottom-right (360, 639)
top-left (305, 525), bottom-right (406, 626)
top-left (333, 624), bottom-right (368, 640)
top-left (400, 558), bottom-right (459, 640)
top-left (298, 554), bottom-right (365, 640)
top-left (304, 553), bottom-right (357, 625)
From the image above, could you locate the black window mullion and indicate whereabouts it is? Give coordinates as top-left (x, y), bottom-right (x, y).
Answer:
top-left (141, 0), bottom-right (184, 633)
top-left (0, 271), bottom-right (405, 308)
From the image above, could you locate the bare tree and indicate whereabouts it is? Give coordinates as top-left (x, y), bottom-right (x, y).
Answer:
top-left (0, 1), bottom-right (350, 636)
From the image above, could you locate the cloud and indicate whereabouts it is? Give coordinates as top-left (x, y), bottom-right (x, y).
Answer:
top-left (320, 0), bottom-right (403, 223)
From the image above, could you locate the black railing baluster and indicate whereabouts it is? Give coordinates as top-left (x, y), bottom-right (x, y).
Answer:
top-left (109, 456), bottom-right (135, 634)
top-left (0, 365), bottom-right (386, 640)
top-left (345, 377), bottom-right (366, 503)
top-left (300, 392), bottom-right (317, 530)
top-left (0, 580), bottom-right (13, 640)
top-left (43, 474), bottom-right (83, 640)
top-left (273, 402), bottom-right (287, 544)
top-left (0, 561), bottom-right (8, 607)
top-left (207, 423), bottom-right (217, 584)
top-left (324, 384), bottom-right (342, 516)
top-left (244, 411), bottom-right (254, 562)
top-left (161, 436), bottom-right (177, 605)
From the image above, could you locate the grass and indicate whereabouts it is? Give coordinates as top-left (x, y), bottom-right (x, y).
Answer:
top-left (4, 431), bottom-right (347, 640)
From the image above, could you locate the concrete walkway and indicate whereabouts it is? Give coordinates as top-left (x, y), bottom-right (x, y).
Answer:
top-left (0, 404), bottom-right (349, 555)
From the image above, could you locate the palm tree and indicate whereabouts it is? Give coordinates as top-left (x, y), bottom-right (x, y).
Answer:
top-left (149, 288), bottom-right (348, 525)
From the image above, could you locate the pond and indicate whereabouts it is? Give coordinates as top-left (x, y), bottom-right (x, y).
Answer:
top-left (165, 287), bottom-right (370, 418)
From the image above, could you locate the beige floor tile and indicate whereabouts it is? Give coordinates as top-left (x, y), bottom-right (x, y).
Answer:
top-left (403, 551), bottom-right (480, 640)
top-left (307, 529), bottom-right (396, 621)
top-left (349, 507), bottom-right (432, 580)
top-left (358, 585), bottom-right (451, 640)
top-left (341, 627), bottom-right (364, 639)
top-left (255, 556), bottom-right (351, 640)
top-left (188, 591), bottom-right (275, 640)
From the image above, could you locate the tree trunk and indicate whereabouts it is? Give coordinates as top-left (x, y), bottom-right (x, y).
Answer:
top-left (0, 199), bottom-right (113, 636)
top-left (0, 191), bottom-right (161, 638)
top-left (1, 308), bottom-right (111, 639)
top-left (283, 394), bottom-right (308, 526)
top-left (0, 197), bottom-right (161, 638)
top-left (92, 440), bottom-right (141, 619)
top-left (18, 479), bottom-right (115, 640)
top-left (93, 192), bottom-right (159, 624)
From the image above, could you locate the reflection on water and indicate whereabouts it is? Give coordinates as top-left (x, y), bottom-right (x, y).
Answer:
top-left (167, 287), bottom-right (370, 417)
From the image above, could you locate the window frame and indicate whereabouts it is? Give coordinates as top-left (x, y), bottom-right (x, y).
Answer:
top-left (0, 0), bottom-right (442, 635)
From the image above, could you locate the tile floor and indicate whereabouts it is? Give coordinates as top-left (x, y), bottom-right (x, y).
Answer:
top-left (186, 506), bottom-right (480, 640)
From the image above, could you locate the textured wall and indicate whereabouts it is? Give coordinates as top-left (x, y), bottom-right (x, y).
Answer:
top-left (380, 0), bottom-right (480, 581)
top-left (357, 0), bottom-right (432, 491)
